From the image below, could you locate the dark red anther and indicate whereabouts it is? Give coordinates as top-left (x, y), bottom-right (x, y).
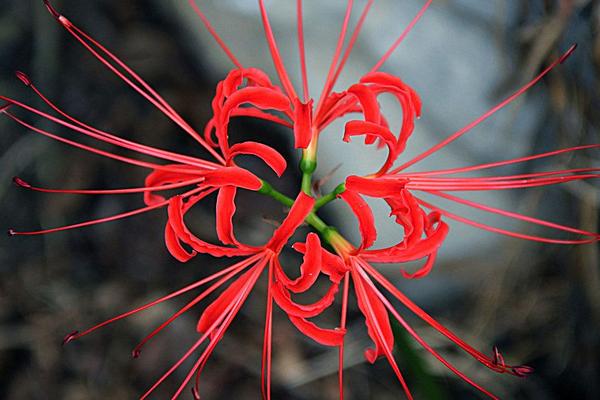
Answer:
top-left (191, 387), bottom-right (201, 400)
top-left (13, 177), bottom-right (31, 188)
top-left (492, 345), bottom-right (505, 367)
top-left (15, 71), bottom-right (32, 86)
top-left (0, 103), bottom-right (11, 113)
top-left (62, 330), bottom-right (79, 345)
top-left (512, 365), bottom-right (534, 377)
top-left (43, 0), bottom-right (61, 20)
top-left (131, 348), bottom-right (141, 359)
top-left (560, 44), bottom-right (577, 64)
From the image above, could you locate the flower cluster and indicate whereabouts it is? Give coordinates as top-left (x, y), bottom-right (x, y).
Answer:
top-left (3, 1), bottom-right (599, 399)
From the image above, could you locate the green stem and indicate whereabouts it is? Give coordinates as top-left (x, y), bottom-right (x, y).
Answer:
top-left (300, 156), bottom-right (316, 195)
top-left (314, 183), bottom-right (346, 210)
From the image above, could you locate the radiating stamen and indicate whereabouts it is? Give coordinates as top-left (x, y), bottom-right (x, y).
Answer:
top-left (350, 261), bottom-right (414, 399)
top-left (296, 0), bottom-right (310, 102)
top-left (360, 262), bottom-right (517, 374)
top-left (42, 1), bottom-right (225, 163)
top-left (132, 254), bottom-right (262, 357)
top-left (355, 263), bottom-right (498, 399)
top-left (167, 260), bottom-right (267, 399)
top-left (3, 110), bottom-right (182, 172)
top-left (14, 71), bottom-right (219, 170)
top-left (13, 176), bottom-right (206, 196)
top-left (393, 44), bottom-right (577, 173)
top-left (1, 95), bottom-right (216, 170)
top-left (258, 0), bottom-right (299, 100)
top-left (315, 0), bottom-right (355, 118)
top-left (400, 144), bottom-right (600, 177)
top-left (9, 187), bottom-right (205, 236)
top-left (187, 0), bottom-right (243, 69)
top-left (329, 0), bottom-right (375, 94)
top-left (370, 0), bottom-right (433, 72)
top-left (338, 272), bottom-right (350, 400)
top-left (426, 189), bottom-right (600, 240)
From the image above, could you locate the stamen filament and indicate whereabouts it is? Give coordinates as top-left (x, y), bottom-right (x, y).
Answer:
top-left (355, 264), bottom-right (498, 399)
top-left (17, 76), bottom-right (219, 169)
top-left (416, 197), bottom-right (598, 244)
top-left (66, 253), bottom-right (262, 343)
top-left (13, 176), bottom-right (206, 196)
top-left (370, 0), bottom-right (433, 72)
top-left (296, 0), bottom-right (310, 102)
top-left (9, 187), bottom-right (205, 236)
top-left (396, 144), bottom-right (600, 176)
top-left (315, 0), bottom-right (354, 118)
top-left (45, 4), bottom-right (225, 163)
top-left (394, 44), bottom-right (577, 172)
top-left (425, 190), bottom-right (599, 239)
top-left (258, 0), bottom-right (298, 100)
top-left (188, 0), bottom-right (244, 69)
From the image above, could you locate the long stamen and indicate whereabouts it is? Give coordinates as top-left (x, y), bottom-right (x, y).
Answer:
top-left (394, 44), bottom-right (577, 172)
top-left (329, 0), bottom-right (374, 93)
top-left (9, 187), bottom-right (205, 236)
top-left (396, 144), bottom-right (600, 176)
top-left (405, 173), bottom-right (599, 191)
top-left (15, 72), bottom-right (219, 170)
top-left (2, 110), bottom-right (184, 172)
top-left (355, 264), bottom-right (498, 399)
top-left (315, 0), bottom-right (354, 117)
top-left (405, 167), bottom-right (600, 182)
top-left (261, 257), bottom-right (274, 400)
top-left (1, 96), bottom-right (216, 170)
top-left (133, 254), bottom-right (261, 357)
top-left (43, 1), bottom-right (225, 163)
top-left (350, 262), bottom-right (413, 399)
top-left (360, 262), bottom-right (518, 374)
top-left (425, 190), bottom-right (599, 240)
top-left (187, 0), bottom-right (244, 69)
top-left (370, 0), bottom-right (433, 72)
top-left (63, 254), bottom-right (261, 345)
top-left (169, 260), bottom-right (267, 399)
top-left (416, 197), bottom-right (597, 245)
top-left (258, 0), bottom-right (298, 100)
top-left (338, 272), bottom-right (350, 400)
top-left (140, 302), bottom-right (238, 400)
top-left (296, 0), bottom-right (310, 102)
top-left (13, 176), bottom-right (205, 196)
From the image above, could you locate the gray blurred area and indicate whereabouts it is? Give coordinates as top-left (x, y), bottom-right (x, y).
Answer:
top-left (1, 0), bottom-right (599, 399)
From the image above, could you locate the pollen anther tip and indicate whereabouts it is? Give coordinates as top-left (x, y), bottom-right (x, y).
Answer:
top-left (13, 177), bottom-right (31, 188)
top-left (15, 71), bottom-right (32, 86)
top-left (0, 103), bottom-right (12, 113)
top-left (131, 348), bottom-right (141, 359)
top-left (560, 44), bottom-right (577, 64)
top-left (7, 229), bottom-right (16, 237)
top-left (43, 0), bottom-right (61, 19)
top-left (62, 330), bottom-right (79, 345)
top-left (191, 387), bottom-right (201, 400)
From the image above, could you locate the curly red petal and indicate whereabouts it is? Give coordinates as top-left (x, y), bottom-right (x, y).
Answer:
top-left (338, 190), bottom-right (377, 250)
top-left (345, 175), bottom-right (408, 197)
top-left (215, 186), bottom-right (238, 245)
top-left (228, 141), bottom-right (287, 177)
top-left (292, 98), bottom-right (313, 149)
top-left (288, 315), bottom-right (345, 346)
top-left (266, 192), bottom-right (315, 252)
top-left (280, 232), bottom-right (322, 292)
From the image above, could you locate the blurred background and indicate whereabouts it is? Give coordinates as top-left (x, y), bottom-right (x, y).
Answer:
top-left (0, 0), bottom-right (599, 398)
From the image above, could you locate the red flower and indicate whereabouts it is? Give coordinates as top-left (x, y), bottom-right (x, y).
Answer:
top-left (4, 1), bottom-right (599, 399)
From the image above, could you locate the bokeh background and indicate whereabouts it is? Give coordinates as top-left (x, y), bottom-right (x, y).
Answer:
top-left (1, 0), bottom-right (599, 399)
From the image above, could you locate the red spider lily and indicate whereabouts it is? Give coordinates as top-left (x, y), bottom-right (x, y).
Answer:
top-left (4, 0), bottom-right (599, 399)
